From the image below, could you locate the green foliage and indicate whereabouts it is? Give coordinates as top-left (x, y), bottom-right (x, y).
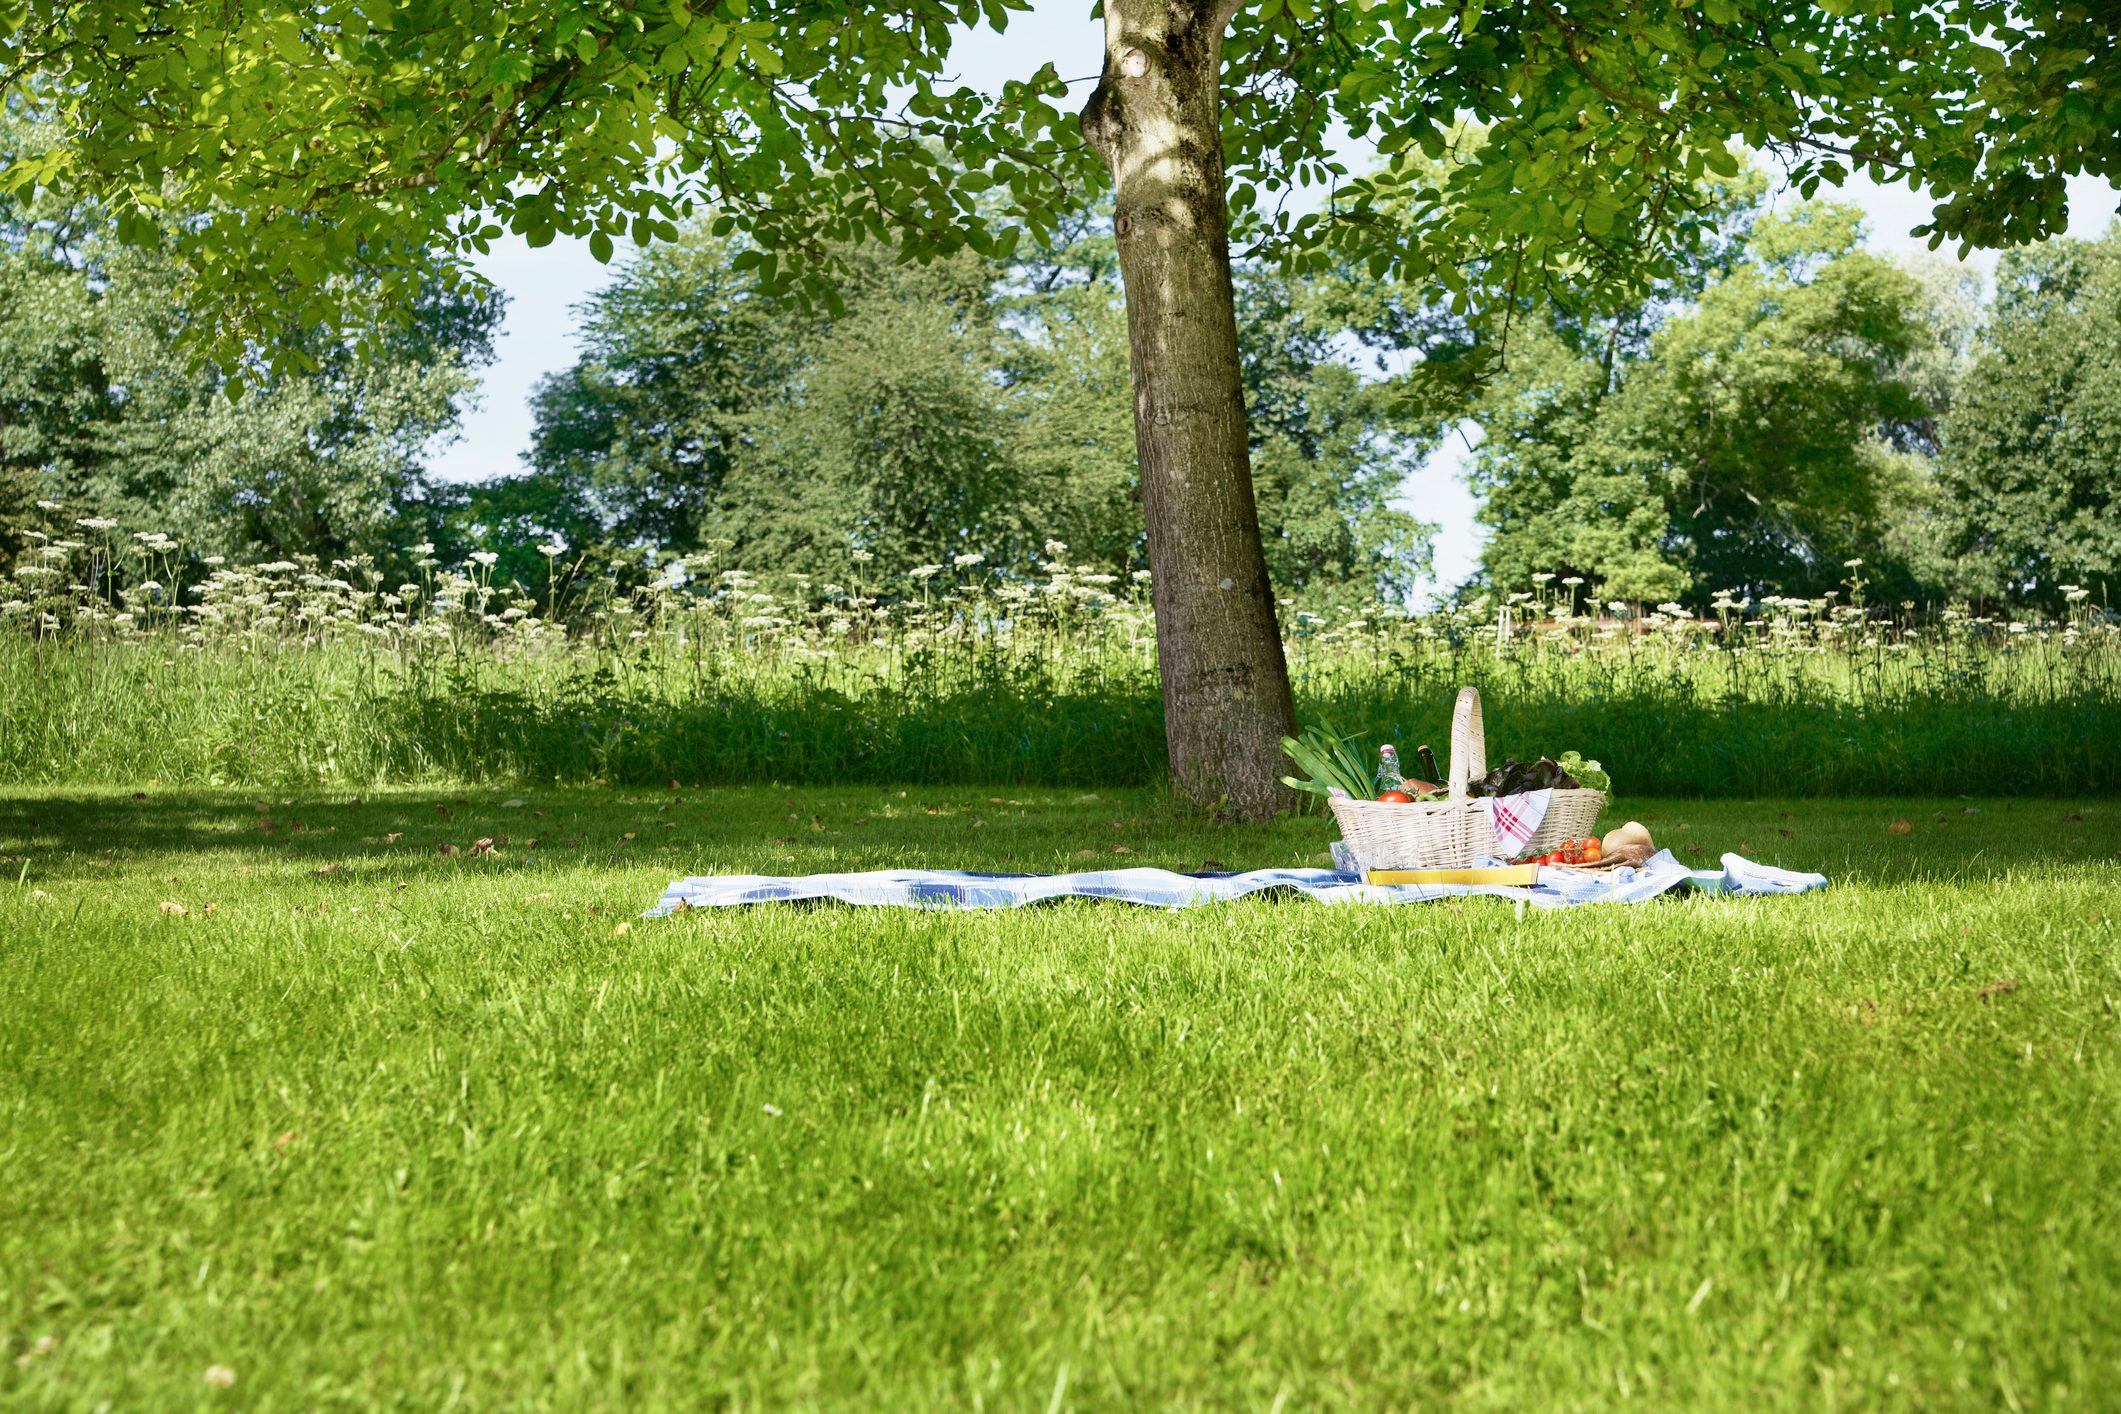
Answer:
top-left (510, 215), bottom-right (1436, 600)
top-left (4, 0), bottom-right (2111, 374)
top-left (1937, 229), bottom-right (2121, 608)
top-left (3, 538), bottom-right (2116, 794)
top-left (0, 122), bottom-right (503, 576)
top-left (1472, 203), bottom-right (1936, 605)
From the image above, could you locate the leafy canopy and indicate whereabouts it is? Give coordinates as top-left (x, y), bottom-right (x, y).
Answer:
top-left (3, 0), bottom-right (2113, 367)
top-left (1470, 198), bottom-right (1935, 605)
top-left (501, 213), bottom-right (1436, 601)
top-left (1937, 228), bottom-right (2121, 606)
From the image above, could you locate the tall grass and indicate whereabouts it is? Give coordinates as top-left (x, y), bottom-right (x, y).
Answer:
top-left (4, 541), bottom-right (2117, 793)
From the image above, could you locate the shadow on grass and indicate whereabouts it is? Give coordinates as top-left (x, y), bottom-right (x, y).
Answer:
top-left (2, 789), bottom-right (2114, 895)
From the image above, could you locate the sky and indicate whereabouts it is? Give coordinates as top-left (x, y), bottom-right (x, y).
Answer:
top-left (427, 0), bottom-right (2121, 604)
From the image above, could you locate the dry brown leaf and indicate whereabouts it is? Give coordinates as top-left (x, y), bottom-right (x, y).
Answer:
top-left (468, 838), bottom-right (497, 857)
top-left (436, 842), bottom-right (460, 857)
top-left (158, 900), bottom-right (187, 916)
top-left (1887, 818), bottom-right (1913, 835)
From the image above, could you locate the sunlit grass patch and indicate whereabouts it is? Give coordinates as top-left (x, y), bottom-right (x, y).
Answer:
top-left (3, 789), bottom-right (2118, 1406)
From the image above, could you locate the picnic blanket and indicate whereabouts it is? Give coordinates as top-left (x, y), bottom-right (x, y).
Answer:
top-left (645, 849), bottom-right (1826, 916)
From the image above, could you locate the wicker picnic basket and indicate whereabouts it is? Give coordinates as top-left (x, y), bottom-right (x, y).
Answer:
top-left (1521, 778), bottom-right (1606, 857)
top-left (1327, 687), bottom-right (1492, 871)
top-left (1327, 686), bottom-right (1607, 870)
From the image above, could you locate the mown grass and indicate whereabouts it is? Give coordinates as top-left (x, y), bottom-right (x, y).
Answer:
top-left (3, 787), bottom-right (2118, 1408)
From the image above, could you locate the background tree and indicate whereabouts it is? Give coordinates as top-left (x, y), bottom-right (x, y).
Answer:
top-left (512, 213), bottom-right (1436, 598)
top-left (1472, 203), bottom-right (1935, 606)
top-left (9, 0), bottom-right (2112, 812)
top-left (1937, 229), bottom-right (2121, 609)
top-left (1, 108), bottom-right (503, 578)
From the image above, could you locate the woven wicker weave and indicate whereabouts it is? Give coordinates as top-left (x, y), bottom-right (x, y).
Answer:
top-left (1327, 687), bottom-right (1490, 871)
top-left (1326, 686), bottom-right (1606, 870)
top-left (1520, 787), bottom-right (1606, 858)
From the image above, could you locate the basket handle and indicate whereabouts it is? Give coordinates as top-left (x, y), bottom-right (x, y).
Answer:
top-left (1448, 686), bottom-right (1486, 800)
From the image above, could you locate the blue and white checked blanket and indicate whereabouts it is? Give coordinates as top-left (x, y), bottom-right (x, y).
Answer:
top-left (646, 849), bottom-right (1825, 916)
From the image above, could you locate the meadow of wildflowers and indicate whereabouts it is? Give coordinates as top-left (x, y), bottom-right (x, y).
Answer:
top-left (4, 511), bottom-right (2117, 794)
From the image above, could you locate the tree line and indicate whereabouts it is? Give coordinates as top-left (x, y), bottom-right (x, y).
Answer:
top-left (4, 119), bottom-right (2116, 615)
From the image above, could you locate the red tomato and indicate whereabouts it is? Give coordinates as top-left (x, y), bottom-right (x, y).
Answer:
top-left (1376, 790), bottom-right (1413, 804)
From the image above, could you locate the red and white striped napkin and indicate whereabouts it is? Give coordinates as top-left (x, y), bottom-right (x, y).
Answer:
top-left (1481, 789), bottom-right (1553, 859)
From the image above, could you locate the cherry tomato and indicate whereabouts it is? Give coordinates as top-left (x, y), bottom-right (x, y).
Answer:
top-left (1376, 790), bottom-right (1413, 804)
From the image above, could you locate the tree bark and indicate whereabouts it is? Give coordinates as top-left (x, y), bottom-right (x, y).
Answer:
top-left (1080, 0), bottom-right (1296, 820)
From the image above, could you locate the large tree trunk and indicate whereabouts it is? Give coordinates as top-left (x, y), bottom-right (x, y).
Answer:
top-left (1080, 0), bottom-right (1296, 821)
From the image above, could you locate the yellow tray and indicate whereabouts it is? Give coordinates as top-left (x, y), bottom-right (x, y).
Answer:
top-left (1363, 864), bottom-right (1540, 887)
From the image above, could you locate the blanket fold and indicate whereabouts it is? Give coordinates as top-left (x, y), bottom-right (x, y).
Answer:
top-left (646, 850), bottom-right (1825, 916)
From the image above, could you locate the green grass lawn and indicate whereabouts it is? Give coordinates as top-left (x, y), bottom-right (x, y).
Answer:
top-left (3, 786), bottom-right (2118, 1409)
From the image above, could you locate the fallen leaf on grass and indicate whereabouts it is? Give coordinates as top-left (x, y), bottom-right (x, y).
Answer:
top-left (610, 922), bottom-right (631, 937)
top-left (313, 864), bottom-right (340, 876)
top-left (526, 891), bottom-right (553, 902)
top-left (435, 805), bottom-right (450, 818)
top-left (1887, 818), bottom-right (1913, 835)
top-left (274, 1130), bottom-right (296, 1150)
top-left (775, 834), bottom-right (799, 844)
top-left (383, 832), bottom-right (402, 844)
top-left (28, 889), bottom-right (50, 901)
top-left (1200, 859), bottom-right (1227, 871)
top-left (620, 832), bottom-right (637, 842)
top-left (204, 1365), bottom-right (236, 1389)
top-left (1070, 848), bottom-right (1098, 860)
top-left (436, 842), bottom-right (460, 857)
top-left (468, 838), bottom-right (497, 858)
top-left (158, 900), bottom-right (187, 916)
top-left (1978, 978), bottom-right (2019, 1002)
top-left (852, 818), bottom-right (869, 827)
top-left (1109, 845), bottom-right (1136, 855)
top-left (501, 799), bottom-right (525, 809)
